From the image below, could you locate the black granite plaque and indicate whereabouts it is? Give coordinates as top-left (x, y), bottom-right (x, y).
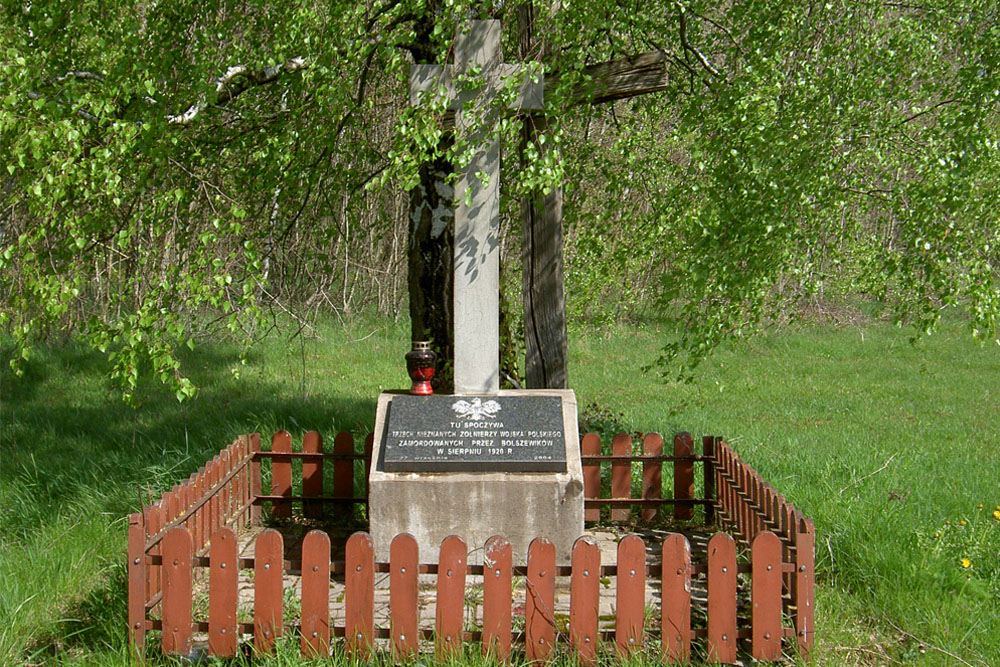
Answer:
top-left (382, 395), bottom-right (567, 472)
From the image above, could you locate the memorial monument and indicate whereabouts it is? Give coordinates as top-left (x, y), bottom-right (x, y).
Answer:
top-left (368, 19), bottom-right (584, 564)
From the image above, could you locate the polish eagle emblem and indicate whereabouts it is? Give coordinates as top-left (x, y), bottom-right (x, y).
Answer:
top-left (451, 397), bottom-right (502, 421)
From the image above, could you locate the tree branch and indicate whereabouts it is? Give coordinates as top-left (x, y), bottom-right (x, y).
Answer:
top-left (166, 57), bottom-right (308, 126)
top-left (678, 5), bottom-right (723, 79)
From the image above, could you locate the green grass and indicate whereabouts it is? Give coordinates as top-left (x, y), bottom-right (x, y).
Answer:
top-left (2, 315), bottom-right (998, 665)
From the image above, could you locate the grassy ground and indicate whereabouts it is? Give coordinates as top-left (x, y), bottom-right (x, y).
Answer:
top-left (1, 315), bottom-right (998, 665)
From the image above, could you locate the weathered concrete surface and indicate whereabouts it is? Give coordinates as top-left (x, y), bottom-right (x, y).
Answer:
top-left (368, 389), bottom-right (583, 564)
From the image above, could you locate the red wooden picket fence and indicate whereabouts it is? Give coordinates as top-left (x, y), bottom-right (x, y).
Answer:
top-left (128, 430), bottom-right (815, 663)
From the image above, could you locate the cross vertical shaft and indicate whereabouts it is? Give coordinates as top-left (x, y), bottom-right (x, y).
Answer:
top-left (409, 20), bottom-right (542, 394)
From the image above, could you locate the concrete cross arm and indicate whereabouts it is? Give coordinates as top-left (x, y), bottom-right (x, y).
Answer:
top-left (409, 20), bottom-right (543, 112)
top-left (409, 63), bottom-right (544, 111)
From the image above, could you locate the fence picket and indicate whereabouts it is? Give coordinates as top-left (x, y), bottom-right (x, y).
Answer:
top-left (127, 513), bottom-right (145, 652)
top-left (221, 451), bottom-right (231, 523)
top-left (334, 431), bottom-right (354, 500)
top-left (364, 433), bottom-right (374, 503)
top-left (346, 531), bottom-right (375, 659)
top-left (298, 530), bottom-right (330, 657)
top-left (208, 527), bottom-right (238, 657)
top-left (611, 433), bottom-right (632, 522)
top-left (581, 433), bottom-right (601, 522)
top-left (673, 432), bottom-right (695, 520)
top-left (525, 537), bottom-right (556, 663)
top-left (751, 532), bottom-right (782, 661)
top-left (483, 535), bottom-right (512, 660)
top-left (207, 456), bottom-right (218, 536)
top-left (616, 534), bottom-right (645, 656)
top-left (161, 527), bottom-right (192, 655)
top-left (254, 529), bottom-right (283, 653)
top-left (707, 533), bottom-right (737, 664)
top-left (569, 536), bottom-right (600, 665)
top-left (641, 433), bottom-right (663, 521)
top-left (795, 516), bottom-right (816, 659)
top-left (436, 535), bottom-right (467, 660)
top-left (702, 436), bottom-right (717, 525)
top-left (140, 502), bottom-right (157, 610)
top-left (661, 533), bottom-right (691, 664)
top-left (193, 470), bottom-right (203, 551)
top-left (271, 431), bottom-right (293, 518)
top-left (249, 433), bottom-right (262, 524)
top-left (128, 431), bottom-right (819, 661)
top-left (390, 533), bottom-right (419, 660)
top-left (302, 431), bottom-right (324, 519)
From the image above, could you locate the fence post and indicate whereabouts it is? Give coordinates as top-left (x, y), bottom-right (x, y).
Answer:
top-left (254, 529), bottom-right (284, 654)
top-left (661, 533), bottom-right (691, 664)
top-left (483, 535), bottom-right (512, 661)
top-left (209, 527), bottom-right (238, 657)
top-left (611, 433), bottom-right (632, 522)
top-left (702, 436), bottom-right (717, 525)
top-left (673, 432), bottom-right (695, 520)
top-left (616, 535), bottom-right (645, 657)
top-left (391, 533), bottom-right (419, 660)
top-left (127, 512), bottom-right (146, 654)
top-left (525, 537), bottom-right (556, 663)
top-left (641, 433), bottom-right (663, 522)
top-left (161, 527), bottom-right (193, 656)
top-left (794, 516), bottom-right (816, 660)
top-left (301, 530), bottom-right (331, 657)
top-left (751, 531), bottom-right (783, 661)
top-left (570, 536), bottom-right (600, 666)
top-left (436, 535), bottom-right (467, 661)
top-left (581, 433), bottom-right (601, 522)
top-left (707, 533), bottom-right (737, 664)
top-left (302, 431), bottom-right (324, 519)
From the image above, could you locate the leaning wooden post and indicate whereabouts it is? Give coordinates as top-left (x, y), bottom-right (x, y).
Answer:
top-left (127, 512), bottom-right (146, 654)
top-left (673, 432), bottom-right (695, 520)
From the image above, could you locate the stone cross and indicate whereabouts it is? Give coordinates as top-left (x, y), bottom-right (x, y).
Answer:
top-left (410, 20), bottom-right (543, 394)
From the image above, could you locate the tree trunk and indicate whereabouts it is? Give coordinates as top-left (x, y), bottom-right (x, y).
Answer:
top-left (407, 152), bottom-right (455, 392)
top-left (408, 12), bottom-right (455, 391)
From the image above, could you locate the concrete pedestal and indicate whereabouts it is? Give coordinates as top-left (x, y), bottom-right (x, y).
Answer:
top-left (368, 389), bottom-right (583, 565)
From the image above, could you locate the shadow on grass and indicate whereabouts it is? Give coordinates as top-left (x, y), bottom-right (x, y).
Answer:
top-left (0, 340), bottom-right (378, 535)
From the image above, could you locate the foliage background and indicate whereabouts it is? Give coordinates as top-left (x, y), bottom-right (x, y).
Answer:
top-left (3, 0), bottom-right (999, 396)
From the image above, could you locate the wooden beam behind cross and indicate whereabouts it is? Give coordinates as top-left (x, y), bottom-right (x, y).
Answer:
top-left (410, 20), bottom-right (542, 394)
